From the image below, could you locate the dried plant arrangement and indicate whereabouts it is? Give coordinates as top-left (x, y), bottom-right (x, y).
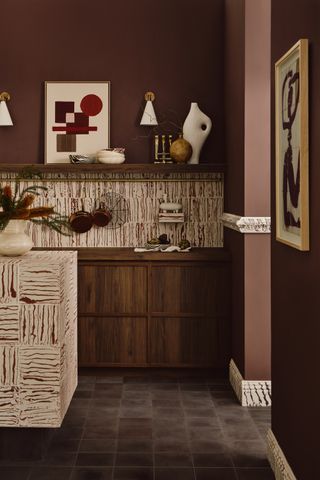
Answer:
top-left (0, 182), bottom-right (71, 235)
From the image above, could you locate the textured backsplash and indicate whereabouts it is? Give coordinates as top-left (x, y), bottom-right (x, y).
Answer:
top-left (0, 172), bottom-right (224, 248)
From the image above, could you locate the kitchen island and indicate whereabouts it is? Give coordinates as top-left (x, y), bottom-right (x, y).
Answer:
top-left (0, 251), bottom-right (77, 428)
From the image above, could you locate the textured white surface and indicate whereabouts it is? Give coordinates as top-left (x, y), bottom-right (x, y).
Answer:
top-left (267, 430), bottom-right (297, 480)
top-left (229, 359), bottom-right (272, 407)
top-left (0, 172), bottom-right (223, 248)
top-left (221, 213), bottom-right (271, 233)
top-left (0, 251), bottom-right (77, 427)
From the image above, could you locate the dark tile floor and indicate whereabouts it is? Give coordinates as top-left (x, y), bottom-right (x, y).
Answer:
top-left (2, 374), bottom-right (275, 480)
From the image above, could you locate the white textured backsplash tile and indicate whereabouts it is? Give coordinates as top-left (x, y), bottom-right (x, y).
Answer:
top-left (0, 173), bottom-right (224, 247)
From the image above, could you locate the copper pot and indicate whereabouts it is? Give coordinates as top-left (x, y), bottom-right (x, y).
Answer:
top-left (92, 201), bottom-right (112, 227)
top-left (69, 201), bottom-right (93, 233)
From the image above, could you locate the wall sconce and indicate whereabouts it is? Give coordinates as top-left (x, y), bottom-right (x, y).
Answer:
top-left (140, 91), bottom-right (158, 126)
top-left (0, 92), bottom-right (13, 126)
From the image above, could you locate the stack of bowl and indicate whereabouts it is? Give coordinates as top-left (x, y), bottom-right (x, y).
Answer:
top-left (97, 148), bottom-right (125, 164)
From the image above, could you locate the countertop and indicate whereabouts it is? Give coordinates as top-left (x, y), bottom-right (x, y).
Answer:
top-left (33, 247), bottom-right (231, 262)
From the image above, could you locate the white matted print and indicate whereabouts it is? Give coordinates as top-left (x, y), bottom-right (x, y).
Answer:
top-left (45, 81), bottom-right (110, 164)
top-left (275, 39), bottom-right (309, 250)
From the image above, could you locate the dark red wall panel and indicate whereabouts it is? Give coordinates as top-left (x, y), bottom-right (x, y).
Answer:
top-left (0, 0), bottom-right (224, 164)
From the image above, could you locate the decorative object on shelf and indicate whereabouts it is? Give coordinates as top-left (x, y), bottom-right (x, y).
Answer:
top-left (140, 91), bottom-right (158, 126)
top-left (275, 39), bottom-right (309, 251)
top-left (154, 134), bottom-right (173, 163)
top-left (159, 195), bottom-right (184, 223)
top-left (0, 182), bottom-right (70, 256)
top-left (97, 148), bottom-right (125, 164)
top-left (69, 154), bottom-right (95, 164)
top-left (178, 238), bottom-right (191, 250)
top-left (45, 81), bottom-right (110, 164)
top-left (183, 102), bottom-right (212, 164)
top-left (0, 91), bottom-right (13, 126)
top-left (160, 201), bottom-right (182, 213)
top-left (170, 135), bottom-right (193, 164)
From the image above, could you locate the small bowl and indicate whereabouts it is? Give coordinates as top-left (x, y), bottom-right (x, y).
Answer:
top-left (97, 156), bottom-right (125, 164)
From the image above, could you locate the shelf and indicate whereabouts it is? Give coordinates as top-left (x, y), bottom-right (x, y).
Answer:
top-left (0, 163), bottom-right (226, 174)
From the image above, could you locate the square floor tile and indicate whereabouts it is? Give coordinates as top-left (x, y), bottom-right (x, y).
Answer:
top-left (192, 453), bottom-right (232, 467)
top-left (117, 438), bottom-right (153, 453)
top-left (79, 439), bottom-right (116, 453)
top-left (115, 453), bottom-right (153, 467)
top-left (0, 467), bottom-right (32, 480)
top-left (71, 467), bottom-right (112, 479)
top-left (113, 467), bottom-right (153, 480)
top-left (154, 453), bottom-right (193, 467)
top-left (195, 468), bottom-right (237, 480)
top-left (75, 453), bottom-right (114, 467)
top-left (236, 468), bottom-right (275, 479)
top-left (155, 467), bottom-right (195, 480)
top-left (29, 467), bottom-right (72, 480)
top-left (83, 426), bottom-right (118, 439)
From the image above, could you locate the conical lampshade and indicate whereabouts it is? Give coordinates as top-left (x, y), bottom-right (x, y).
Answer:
top-left (0, 100), bottom-right (13, 126)
top-left (140, 100), bottom-right (158, 126)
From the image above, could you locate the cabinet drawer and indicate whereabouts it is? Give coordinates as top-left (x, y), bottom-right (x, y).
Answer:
top-left (78, 264), bottom-right (147, 314)
top-left (150, 265), bottom-right (229, 315)
top-left (148, 316), bottom-right (218, 366)
top-left (79, 316), bottom-right (147, 366)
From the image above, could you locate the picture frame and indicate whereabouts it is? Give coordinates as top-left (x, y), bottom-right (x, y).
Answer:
top-left (45, 81), bottom-right (110, 164)
top-left (275, 39), bottom-right (309, 251)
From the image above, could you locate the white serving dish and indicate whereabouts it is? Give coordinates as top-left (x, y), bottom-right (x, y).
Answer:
top-left (97, 156), bottom-right (125, 164)
top-left (159, 202), bottom-right (182, 212)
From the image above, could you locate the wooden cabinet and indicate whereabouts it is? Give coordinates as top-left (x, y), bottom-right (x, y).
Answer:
top-left (78, 249), bottom-right (231, 368)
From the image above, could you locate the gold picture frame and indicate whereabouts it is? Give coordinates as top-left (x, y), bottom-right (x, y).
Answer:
top-left (275, 39), bottom-right (309, 250)
top-left (45, 81), bottom-right (110, 164)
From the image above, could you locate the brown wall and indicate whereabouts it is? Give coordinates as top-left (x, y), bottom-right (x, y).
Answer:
top-left (224, 0), bottom-right (245, 374)
top-left (271, 0), bottom-right (320, 477)
top-left (0, 0), bottom-right (224, 164)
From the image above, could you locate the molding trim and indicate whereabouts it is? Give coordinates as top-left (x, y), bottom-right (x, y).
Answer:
top-left (267, 430), bottom-right (297, 480)
top-left (221, 213), bottom-right (271, 233)
top-left (229, 359), bottom-right (272, 407)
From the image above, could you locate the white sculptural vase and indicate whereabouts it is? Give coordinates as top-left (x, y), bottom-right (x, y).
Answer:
top-left (0, 220), bottom-right (33, 256)
top-left (183, 102), bottom-right (212, 164)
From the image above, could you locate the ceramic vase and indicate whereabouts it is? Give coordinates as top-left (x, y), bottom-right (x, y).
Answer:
top-left (0, 220), bottom-right (33, 256)
top-left (183, 102), bottom-right (212, 164)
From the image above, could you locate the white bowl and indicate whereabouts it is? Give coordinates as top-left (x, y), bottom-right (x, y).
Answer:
top-left (97, 156), bottom-right (125, 164)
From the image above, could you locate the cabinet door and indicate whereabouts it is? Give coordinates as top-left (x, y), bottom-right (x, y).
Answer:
top-left (78, 264), bottom-right (147, 314)
top-left (79, 316), bottom-right (147, 366)
top-left (150, 265), bottom-right (229, 315)
top-left (148, 316), bottom-right (218, 366)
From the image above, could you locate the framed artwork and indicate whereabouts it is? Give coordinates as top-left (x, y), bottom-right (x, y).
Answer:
top-left (275, 39), bottom-right (309, 251)
top-left (45, 81), bottom-right (110, 164)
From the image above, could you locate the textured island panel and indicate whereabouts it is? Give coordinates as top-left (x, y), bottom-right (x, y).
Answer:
top-left (0, 251), bottom-right (77, 428)
top-left (0, 306), bottom-right (19, 342)
top-left (0, 262), bottom-right (18, 304)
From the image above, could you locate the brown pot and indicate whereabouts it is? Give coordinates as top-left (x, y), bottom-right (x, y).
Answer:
top-left (69, 201), bottom-right (93, 233)
top-left (92, 202), bottom-right (113, 227)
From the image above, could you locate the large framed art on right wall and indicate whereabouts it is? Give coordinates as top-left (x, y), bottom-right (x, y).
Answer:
top-left (275, 39), bottom-right (309, 251)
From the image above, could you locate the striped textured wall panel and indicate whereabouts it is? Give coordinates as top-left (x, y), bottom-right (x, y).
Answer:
top-left (0, 172), bottom-right (224, 248)
top-left (0, 251), bottom-right (77, 427)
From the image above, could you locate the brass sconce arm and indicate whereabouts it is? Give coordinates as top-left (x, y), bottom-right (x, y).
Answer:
top-left (0, 92), bottom-right (11, 102)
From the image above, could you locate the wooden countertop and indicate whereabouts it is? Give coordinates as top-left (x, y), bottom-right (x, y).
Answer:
top-left (33, 247), bottom-right (231, 262)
